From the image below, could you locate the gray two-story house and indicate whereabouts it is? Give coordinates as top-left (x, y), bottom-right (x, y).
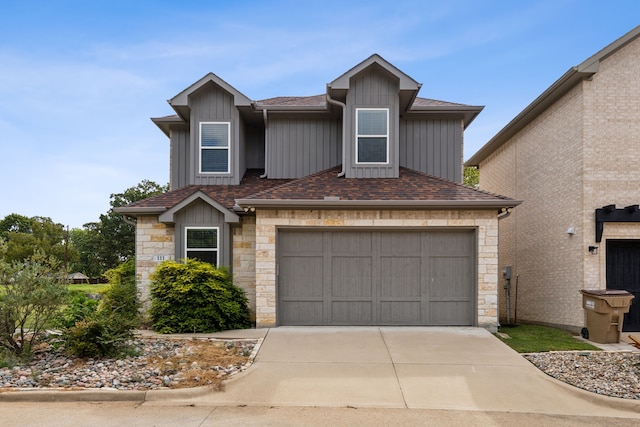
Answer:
top-left (118, 54), bottom-right (519, 329)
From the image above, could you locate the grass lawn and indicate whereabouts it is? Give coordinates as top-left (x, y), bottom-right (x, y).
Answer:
top-left (68, 283), bottom-right (110, 295)
top-left (496, 324), bottom-right (601, 353)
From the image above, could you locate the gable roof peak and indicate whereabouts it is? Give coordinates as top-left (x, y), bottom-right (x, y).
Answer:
top-left (168, 72), bottom-right (252, 120)
top-left (328, 53), bottom-right (421, 92)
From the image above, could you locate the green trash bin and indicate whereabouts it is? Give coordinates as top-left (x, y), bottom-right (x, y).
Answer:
top-left (580, 289), bottom-right (635, 344)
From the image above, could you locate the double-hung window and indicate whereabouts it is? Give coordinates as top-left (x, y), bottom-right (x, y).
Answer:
top-left (356, 108), bottom-right (388, 163)
top-left (200, 122), bottom-right (230, 173)
top-left (185, 227), bottom-right (219, 266)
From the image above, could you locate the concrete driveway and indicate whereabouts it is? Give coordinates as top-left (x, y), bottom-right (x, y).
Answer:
top-left (148, 327), bottom-right (640, 417)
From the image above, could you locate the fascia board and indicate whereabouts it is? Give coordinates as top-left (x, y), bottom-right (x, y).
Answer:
top-left (169, 72), bottom-right (252, 108)
top-left (328, 54), bottom-right (421, 91)
top-left (113, 207), bottom-right (166, 216)
top-left (235, 199), bottom-right (521, 209)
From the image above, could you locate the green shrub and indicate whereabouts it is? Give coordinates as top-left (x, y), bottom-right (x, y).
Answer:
top-left (64, 315), bottom-right (128, 358)
top-left (150, 259), bottom-right (250, 333)
top-left (0, 244), bottom-right (67, 358)
top-left (61, 259), bottom-right (139, 358)
top-left (55, 292), bottom-right (99, 329)
top-left (101, 258), bottom-right (140, 327)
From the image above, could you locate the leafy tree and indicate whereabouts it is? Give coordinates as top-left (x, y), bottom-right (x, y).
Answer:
top-left (70, 180), bottom-right (168, 276)
top-left (0, 214), bottom-right (77, 268)
top-left (68, 226), bottom-right (104, 278)
top-left (464, 166), bottom-right (479, 189)
top-left (0, 241), bottom-right (68, 357)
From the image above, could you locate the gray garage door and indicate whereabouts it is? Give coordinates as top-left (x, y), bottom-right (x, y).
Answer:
top-left (277, 229), bottom-right (475, 326)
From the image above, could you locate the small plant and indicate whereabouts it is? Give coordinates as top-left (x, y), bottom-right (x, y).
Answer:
top-left (61, 259), bottom-right (140, 358)
top-left (0, 242), bottom-right (68, 358)
top-left (150, 259), bottom-right (250, 333)
top-left (55, 292), bottom-right (99, 329)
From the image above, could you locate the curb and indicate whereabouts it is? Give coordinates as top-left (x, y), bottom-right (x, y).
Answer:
top-left (526, 357), bottom-right (640, 413)
top-left (0, 337), bottom-right (264, 404)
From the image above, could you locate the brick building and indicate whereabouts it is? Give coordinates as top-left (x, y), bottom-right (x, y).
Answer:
top-left (466, 26), bottom-right (640, 332)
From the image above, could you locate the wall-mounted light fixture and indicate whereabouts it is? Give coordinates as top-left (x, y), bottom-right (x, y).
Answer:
top-left (566, 227), bottom-right (575, 235)
top-left (588, 245), bottom-right (599, 255)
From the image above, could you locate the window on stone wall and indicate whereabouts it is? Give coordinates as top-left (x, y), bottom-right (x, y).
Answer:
top-left (185, 227), bottom-right (218, 266)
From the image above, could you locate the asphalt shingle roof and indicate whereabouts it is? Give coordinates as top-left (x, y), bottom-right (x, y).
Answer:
top-left (122, 167), bottom-right (515, 215)
top-left (243, 166), bottom-right (512, 202)
top-left (123, 170), bottom-right (291, 211)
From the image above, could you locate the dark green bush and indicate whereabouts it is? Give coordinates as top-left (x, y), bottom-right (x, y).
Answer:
top-left (150, 259), bottom-right (250, 333)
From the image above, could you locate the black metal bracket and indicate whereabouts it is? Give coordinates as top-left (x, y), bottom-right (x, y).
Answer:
top-left (595, 204), bottom-right (640, 242)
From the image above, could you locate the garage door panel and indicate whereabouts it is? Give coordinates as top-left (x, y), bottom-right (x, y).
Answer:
top-left (430, 257), bottom-right (471, 299)
top-left (331, 231), bottom-right (372, 253)
top-left (430, 301), bottom-right (472, 325)
top-left (280, 230), bottom-right (323, 253)
top-left (429, 231), bottom-right (473, 255)
top-left (331, 301), bottom-right (372, 324)
top-left (331, 257), bottom-right (372, 297)
top-left (380, 301), bottom-right (421, 323)
top-left (380, 257), bottom-right (421, 297)
top-left (280, 301), bottom-right (323, 325)
top-left (380, 231), bottom-right (421, 254)
top-left (280, 256), bottom-right (323, 298)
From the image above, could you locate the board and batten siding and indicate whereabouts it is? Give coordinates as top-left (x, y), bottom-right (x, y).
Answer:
top-left (399, 118), bottom-right (463, 183)
top-left (173, 199), bottom-right (232, 267)
top-left (243, 124), bottom-right (265, 170)
top-left (266, 117), bottom-right (342, 179)
top-left (170, 127), bottom-right (190, 190)
top-left (344, 66), bottom-right (400, 179)
top-left (189, 84), bottom-right (241, 185)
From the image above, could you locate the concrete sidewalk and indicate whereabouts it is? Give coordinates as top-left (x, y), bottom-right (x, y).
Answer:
top-left (145, 327), bottom-right (640, 417)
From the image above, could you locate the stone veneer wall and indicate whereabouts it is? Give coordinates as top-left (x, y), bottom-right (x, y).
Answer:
top-left (135, 216), bottom-right (175, 309)
top-left (232, 216), bottom-right (257, 321)
top-left (254, 209), bottom-right (499, 330)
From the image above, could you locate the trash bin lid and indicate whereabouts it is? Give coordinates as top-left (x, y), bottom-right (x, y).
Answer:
top-left (580, 289), bottom-right (634, 308)
top-left (580, 289), bottom-right (631, 296)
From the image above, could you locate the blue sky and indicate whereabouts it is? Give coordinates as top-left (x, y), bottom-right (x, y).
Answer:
top-left (1, 0), bottom-right (638, 229)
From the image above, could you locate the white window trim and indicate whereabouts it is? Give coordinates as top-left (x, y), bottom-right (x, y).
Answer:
top-left (355, 108), bottom-right (389, 164)
top-left (185, 226), bottom-right (219, 266)
top-left (199, 122), bottom-right (231, 174)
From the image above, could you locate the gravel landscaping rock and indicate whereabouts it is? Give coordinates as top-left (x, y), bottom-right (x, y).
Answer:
top-left (0, 337), bottom-right (257, 391)
top-left (524, 351), bottom-right (640, 400)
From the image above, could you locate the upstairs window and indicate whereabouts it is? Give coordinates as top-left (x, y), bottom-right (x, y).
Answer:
top-left (200, 122), bottom-right (230, 173)
top-left (356, 108), bottom-right (388, 163)
top-left (185, 227), bottom-right (218, 266)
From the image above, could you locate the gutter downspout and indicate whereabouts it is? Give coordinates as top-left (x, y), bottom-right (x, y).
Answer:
top-left (260, 108), bottom-right (269, 178)
top-left (326, 91), bottom-right (346, 177)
